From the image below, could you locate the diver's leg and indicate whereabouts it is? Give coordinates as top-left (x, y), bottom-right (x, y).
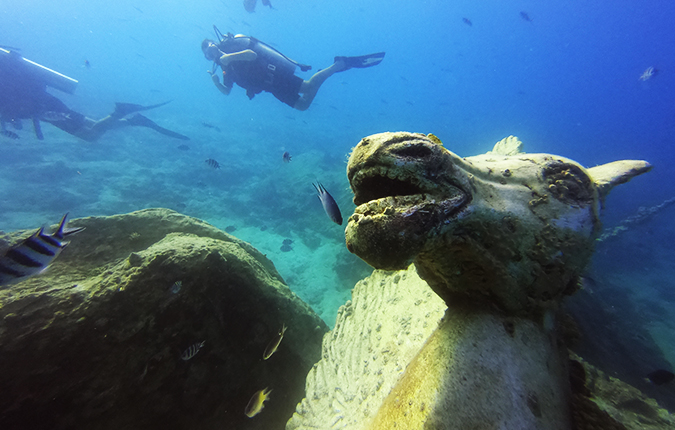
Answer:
top-left (293, 60), bottom-right (347, 111)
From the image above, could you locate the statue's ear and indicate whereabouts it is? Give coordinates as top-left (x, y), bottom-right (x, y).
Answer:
top-left (587, 160), bottom-right (652, 201)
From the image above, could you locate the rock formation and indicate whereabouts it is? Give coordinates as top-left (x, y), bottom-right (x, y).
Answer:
top-left (0, 209), bottom-right (327, 430)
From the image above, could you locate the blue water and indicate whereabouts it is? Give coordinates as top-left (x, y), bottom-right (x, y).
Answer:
top-left (2, 0), bottom-right (675, 407)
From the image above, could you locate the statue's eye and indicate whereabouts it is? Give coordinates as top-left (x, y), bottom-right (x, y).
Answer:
top-left (391, 144), bottom-right (433, 158)
top-left (543, 162), bottom-right (593, 205)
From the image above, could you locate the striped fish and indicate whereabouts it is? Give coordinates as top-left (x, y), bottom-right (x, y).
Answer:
top-left (181, 341), bottom-right (205, 361)
top-left (205, 158), bottom-right (221, 169)
top-left (1, 129), bottom-right (20, 140)
top-left (0, 213), bottom-right (85, 287)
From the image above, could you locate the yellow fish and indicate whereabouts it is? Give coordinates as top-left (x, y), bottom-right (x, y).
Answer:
top-left (245, 387), bottom-right (272, 418)
top-left (263, 324), bottom-right (287, 360)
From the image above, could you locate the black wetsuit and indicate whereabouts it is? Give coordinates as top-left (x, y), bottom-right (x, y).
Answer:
top-left (0, 52), bottom-right (85, 139)
top-left (216, 36), bottom-right (305, 107)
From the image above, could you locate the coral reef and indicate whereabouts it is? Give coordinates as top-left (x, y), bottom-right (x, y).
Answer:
top-left (0, 209), bottom-right (327, 430)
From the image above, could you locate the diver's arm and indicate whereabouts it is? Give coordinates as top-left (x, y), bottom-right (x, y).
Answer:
top-left (210, 72), bottom-right (231, 95)
top-left (218, 49), bottom-right (257, 66)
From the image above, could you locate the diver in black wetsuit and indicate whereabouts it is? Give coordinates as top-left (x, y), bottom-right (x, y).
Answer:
top-left (201, 28), bottom-right (385, 111)
top-left (0, 49), bottom-right (189, 141)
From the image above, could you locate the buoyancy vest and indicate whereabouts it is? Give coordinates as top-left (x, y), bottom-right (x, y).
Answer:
top-left (218, 36), bottom-right (310, 99)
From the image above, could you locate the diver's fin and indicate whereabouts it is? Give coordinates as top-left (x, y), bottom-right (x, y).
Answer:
top-left (127, 114), bottom-right (189, 141)
top-left (334, 52), bottom-right (385, 71)
top-left (32, 117), bottom-right (44, 140)
top-left (112, 101), bottom-right (172, 118)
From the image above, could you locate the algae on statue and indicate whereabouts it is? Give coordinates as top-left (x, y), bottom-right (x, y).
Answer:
top-left (288, 132), bottom-right (652, 430)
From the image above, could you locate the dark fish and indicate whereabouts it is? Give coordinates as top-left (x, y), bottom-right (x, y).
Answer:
top-left (170, 281), bottom-right (182, 294)
top-left (225, 225), bottom-right (237, 233)
top-left (84, 59), bottom-right (91, 68)
top-left (1, 129), bottom-right (20, 140)
top-left (520, 11), bottom-right (533, 22)
top-left (313, 182), bottom-right (343, 225)
top-left (282, 238), bottom-right (293, 246)
top-left (282, 151), bottom-right (292, 163)
top-left (245, 388), bottom-right (272, 417)
top-left (280, 244), bottom-right (292, 252)
top-left (263, 324), bottom-right (286, 360)
top-left (261, 0), bottom-right (274, 9)
top-left (177, 144), bottom-right (190, 151)
top-left (462, 18), bottom-right (472, 26)
top-left (243, 0), bottom-right (257, 12)
top-left (205, 158), bottom-right (221, 169)
top-left (647, 369), bottom-right (675, 385)
top-left (181, 341), bottom-right (205, 361)
top-left (0, 214), bottom-right (85, 287)
top-left (201, 122), bottom-right (221, 132)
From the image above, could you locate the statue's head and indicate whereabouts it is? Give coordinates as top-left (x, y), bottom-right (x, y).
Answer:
top-left (346, 132), bottom-right (651, 314)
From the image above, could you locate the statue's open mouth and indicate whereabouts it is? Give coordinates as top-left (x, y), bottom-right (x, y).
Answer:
top-left (350, 166), bottom-right (469, 219)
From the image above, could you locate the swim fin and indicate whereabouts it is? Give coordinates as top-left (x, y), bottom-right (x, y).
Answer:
top-left (111, 101), bottom-right (172, 118)
top-left (126, 114), bottom-right (190, 140)
top-left (334, 52), bottom-right (385, 71)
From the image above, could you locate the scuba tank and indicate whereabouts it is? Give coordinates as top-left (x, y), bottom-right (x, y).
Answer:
top-left (212, 25), bottom-right (311, 75)
top-left (0, 47), bottom-right (78, 94)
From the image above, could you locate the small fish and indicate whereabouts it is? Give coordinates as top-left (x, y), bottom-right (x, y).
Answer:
top-left (313, 182), bottom-right (343, 226)
top-left (243, 0), bottom-right (257, 12)
top-left (639, 66), bottom-right (658, 81)
top-left (263, 324), bottom-right (287, 360)
top-left (282, 151), bottom-right (292, 163)
top-left (462, 18), bottom-right (472, 26)
top-left (1, 129), bottom-right (19, 140)
top-left (520, 11), bottom-right (533, 22)
top-left (170, 281), bottom-right (182, 294)
top-left (177, 144), bottom-right (190, 151)
top-left (205, 158), bottom-right (221, 169)
top-left (0, 214), bottom-right (85, 287)
top-left (282, 238), bottom-right (293, 246)
top-left (280, 244), bottom-right (292, 252)
top-left (245, 387), bottom-right (272, 417)
top-left (261, 0), bottom-right (274, 9)
top-left (84, 59), bottom-right (91, 68)
top-left (201, 122), bottom-right (221, 132)
top-left (646, 369), bottom-right (674, 385)
top-left (181, 341), bottom-right (205, 361)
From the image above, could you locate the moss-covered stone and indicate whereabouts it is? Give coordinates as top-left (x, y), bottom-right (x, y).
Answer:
top-left (0, 208), bottom-right (328, 430)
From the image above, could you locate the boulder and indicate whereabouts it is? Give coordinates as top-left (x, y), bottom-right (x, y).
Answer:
top-left (0, 208), bottom-right (327, 430)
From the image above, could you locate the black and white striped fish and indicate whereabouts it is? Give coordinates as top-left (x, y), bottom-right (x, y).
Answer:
top-left (181, 341), bottom-right (205, 361)
top-left (1, 129), bottom-right (20, 140)
top-left (0, 214), bottom-right (85, 287)
top-left (205, 158), bottom-right (221, 169)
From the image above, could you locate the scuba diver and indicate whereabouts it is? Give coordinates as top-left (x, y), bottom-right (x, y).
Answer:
top-left (201, 27), bottom-right (385, 111)
top-left (0, 47), bottom-right (189, 142)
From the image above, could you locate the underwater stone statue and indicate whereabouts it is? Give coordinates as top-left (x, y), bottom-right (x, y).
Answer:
top-left (344, 132), bottom-right (651, 428)
top-left (288, 132), bottom-right (652, 430)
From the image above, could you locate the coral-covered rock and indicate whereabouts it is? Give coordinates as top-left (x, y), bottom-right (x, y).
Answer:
top-left (0, 209), bottom-right (327, 430)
